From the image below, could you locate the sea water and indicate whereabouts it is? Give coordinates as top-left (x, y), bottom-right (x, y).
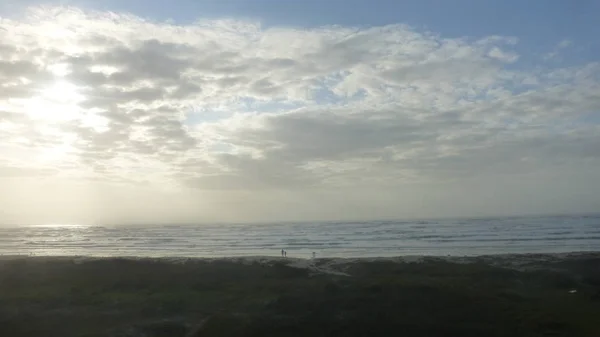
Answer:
top-left (1, 215), bottom-right (598, 258)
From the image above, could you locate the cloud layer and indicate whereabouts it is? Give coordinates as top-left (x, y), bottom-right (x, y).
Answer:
top-left (1, 7), bottom-right (599, 223)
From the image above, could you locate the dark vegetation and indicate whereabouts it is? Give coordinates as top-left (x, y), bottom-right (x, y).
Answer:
top-left (0, 254), bottom-right (599, 336)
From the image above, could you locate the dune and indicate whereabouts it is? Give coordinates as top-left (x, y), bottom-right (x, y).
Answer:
top-left (1, 252), bottom-right (599, 336)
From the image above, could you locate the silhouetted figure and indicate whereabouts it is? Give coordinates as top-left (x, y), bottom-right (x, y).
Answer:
top-left (281, 249), bottom-right (284, 257)
top-left (312, 252), bottom-right (316, 259)
top-left (284, 250), bottom-right (287, 257)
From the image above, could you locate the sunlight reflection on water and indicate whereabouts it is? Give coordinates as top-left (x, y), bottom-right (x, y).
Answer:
top-left (3, 215), bottom-right (599, 258)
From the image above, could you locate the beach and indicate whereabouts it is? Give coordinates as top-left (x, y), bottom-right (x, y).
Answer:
top-left (1, 252), bottom-right (599, 337)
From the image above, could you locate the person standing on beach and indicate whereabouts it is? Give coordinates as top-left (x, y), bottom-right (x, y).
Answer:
top-left (284, 251), bottom-right (287, 257)
top-left (281, 249), bottom-right (284, 257)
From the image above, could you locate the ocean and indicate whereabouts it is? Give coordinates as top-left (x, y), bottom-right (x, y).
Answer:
top-left (1, 215), bottom-right (599, 258)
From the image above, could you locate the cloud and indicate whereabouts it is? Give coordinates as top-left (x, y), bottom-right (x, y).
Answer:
top-left (557, 39), bottom-right (572, 49)
top-left (0, 6), bottom-right (599, 222)
top-left (488, 47), bottom-right (519, 63)
top-left (544, 39), bottom-right (574, 60)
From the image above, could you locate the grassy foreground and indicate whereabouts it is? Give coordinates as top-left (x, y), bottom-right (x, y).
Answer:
top-left (0, 253), bottom-right (599, 337)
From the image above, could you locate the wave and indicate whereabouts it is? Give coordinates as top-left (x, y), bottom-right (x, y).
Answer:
top-left (431, 236), bottom-right (600, 243)
top-left (6, 214), bottom-right (600, 257)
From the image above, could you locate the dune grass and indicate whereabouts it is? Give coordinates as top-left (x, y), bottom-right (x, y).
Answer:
top-left (0, 254), bottom-right (599, 336)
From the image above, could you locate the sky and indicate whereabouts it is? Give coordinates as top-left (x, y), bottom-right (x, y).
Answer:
top-left (0, 1), bottom-right (599, 224)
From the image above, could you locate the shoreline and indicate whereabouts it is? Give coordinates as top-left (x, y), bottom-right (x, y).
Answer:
top-left (3, 250), bottom-right (598, 261)
top-left (3, 251), bottom-right (599, 275)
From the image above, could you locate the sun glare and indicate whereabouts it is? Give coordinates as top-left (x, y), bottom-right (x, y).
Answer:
top-left (42, 81), bottom-right (84, 103)
top-left (29, 223), bottom-right (90, 229)
top-left (20, 80), bottom-right (111, 162)
top-left (47, 63), bottom-right (71, 77)
top-left (24, 81), bottom-right (84, 122)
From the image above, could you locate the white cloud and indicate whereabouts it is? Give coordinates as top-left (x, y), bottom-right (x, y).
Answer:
top-left (544, 39), bottom-right (574, 60)
top-left (557, 39), bottom-right (572, 49)
top-left (0, 6), bottom-right (599, 223)
top-left (488, 47), bottom-right (519, 63)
